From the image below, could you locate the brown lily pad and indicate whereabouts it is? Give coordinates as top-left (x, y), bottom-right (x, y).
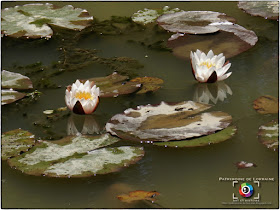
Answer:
top-left (1, 129), bottom-right (36, 160)
top-left (117, 190), bottom-right (160, 203)
top-left (258, 119), bottom-right (279, 151)
top-left (130, 77), bottom-right (164, 94)
top-left (253, 95), bottom-right (279, 114)
top-left (106, 101), bottom-right (232, 142)
top-left (1, 89), bottom-right (26, 105)
top-left (238, 1), bottom-right (279, 20)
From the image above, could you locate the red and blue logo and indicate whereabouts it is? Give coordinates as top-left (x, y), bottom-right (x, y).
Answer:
top-left (239, 183), bottom-right (254, 198)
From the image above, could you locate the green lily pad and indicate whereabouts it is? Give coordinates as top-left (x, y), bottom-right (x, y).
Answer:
top-left (132, 6), bottom-right (182, 25)
top-left (2, 3), bottom-right (93, 38)
top-left (253, 95), bottom-right (279, 114)
top-left (154, 126), bottom-right (237, 147)
top-left (258, 120), bottom-right (278, 151)
top-left (1, 89), bottom-right (26, 105)
top-left (7, 134), bottom-right (144, 177)
top-left (2, 70), bottom-right (33, 90)
top-left (130, 77), bottom-right (164, 94)
top-left (106, 101), bottom-right (232, 142)
top-left (1, 129), bottom-right (36, 160)
top-left (238, 1), bottom-right (279, 20)
top-left (167, 24), bottom-right (258, 60)
top-left (157, 11), bottom-right (236, 34)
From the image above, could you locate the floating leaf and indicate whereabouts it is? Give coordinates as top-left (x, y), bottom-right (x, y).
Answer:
top-left (1, 3), bottom-right (93, 38)
top-left (154, 125), bottom-right (237, 147)
top-left (258, 119), bottom-right (279, 151)
top-left (1, 129), bottom-right (36, 160)
top-left (130, 77), bottom-right (164, 94)
top-left (253, 95), bottom-right (279, 114)
top-left (167, 24), bottom-right (258, 60)
top-left (2, 70), bottom-right (33, 90)
top-left (8, 134), bottom-right (144, 177)
top-left (106, 101), bottom-right (232, 142)
top-left (157, 11), bottom-right (236, 34)
top-left (238, 1), bottom-right (279, 20)
top-left (235, 161), bottom-right (257, 169)
top-left (1, 89), bottom-right (26, 105)
top-left (132, 6), bottom-right (182, 25)
top-left (117, 190), bottom-right (160, 203)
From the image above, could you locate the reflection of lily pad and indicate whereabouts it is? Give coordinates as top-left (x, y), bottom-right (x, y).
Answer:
top-left (8, 134), bottom-right (145, 177)
top-left (2, 3), bottom-right (93, 38)
top-left (1, 129), bottom-right (35, 160)
top-left (130, 77), bottom-right (164, 94)
top-left (2, 70), bottom-right (33, 90)
top-left (106, 101), bottom-right (232, 142)
top-left (1, 89), bottom-right (26, 105)
top-left (154, 125), bottom-right (237, 147)
top-left (253, 95), bottom-right (278, 114)
top-left (238, 1), bottom-right (279, 20)
top-left (258, 120), bottom-right (278, 151)
top-left (167, 24), bottom-right (258, 60)
top-left (117, 190), bottom-right (160, 203)
top-left (157, 11), bottom-right (236, 34)
top-left (132, 6), bottom-right (182, 25)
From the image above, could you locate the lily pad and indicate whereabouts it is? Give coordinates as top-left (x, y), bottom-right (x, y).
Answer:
top-left (1, 129), bottom-right (36, 160)
top-left (106, 101), bottom-right (232, 142)
top-left (154, 125), bottom-right (237, 147)
top-left (132, 6), bottom-right (182, 25)
top-left (130, 77), bottom-right (164, 94)
top-left (157, 11), bottom-right (236, 34)
top-left (2, 70), bottom-right (33, 90)
top-left (253, 95), bottom-right (278, 114)
top-left (117, 190), bottom-right (160, 203)
top-left (235, 161), bottom-right (257, 169)
top-left (167, 24), bottom-right (258, 60)
top-left (1, 89), bottom-right (26, 105)
top-left (1, 3), bottom-right (93, 38)
top-left (238, 1), bottom-right (279, 20)
top-left (258, 120), bottom-right (279, 151)
top-left (7, 134), bottom-right (144, 177)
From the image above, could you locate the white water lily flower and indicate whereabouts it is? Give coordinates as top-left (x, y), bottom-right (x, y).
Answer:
top-left (190, 49), bottom-right (232, 83)
top-left (65, 80), bottom-right (100, 115)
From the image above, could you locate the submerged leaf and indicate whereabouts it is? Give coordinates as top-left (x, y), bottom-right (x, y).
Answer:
top-left (106, 101), bottom-right (232, 142)
top-left (130, 77), bottom-right (164, 94)
top-left (258, 119), bottom-right (279, 151)
top-left (238, 1), bottom-right (279, 20)
top-left (154, 125), bottom-right (237, 147)
top-left (253, 95), bottom-right (279, 114)
top-left (2, 70), bottom-right (33, 90)
top-left (1, 3), bottom-right (93, 38)
top-left (1, 129), bottom-right (36, 160)
top-left (1, 89), bottom-right (26, 105)
top-left (117, 190), bottom-right (160, 203)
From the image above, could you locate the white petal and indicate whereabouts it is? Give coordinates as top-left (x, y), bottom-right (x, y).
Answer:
top-left (210, 55), bottom-right (218, 64)
top-left (84, 80), bottom-right (91, 88)
top-left (196, 49), bottom-right (202, 58)
top-left (216, 63), bottom-right (231, 77)
top-left (207, 50), bottom-right (214, 59)
top-left (200, 52), bottom-right (207, 63)
top-left (74, 80), bottom-right (81, 87)
top-left (216, 56), bottom-right (225, 69)
top-left (204, 66), bottom-right (215, 80)
top-left (217, 72), bottom-right (232, 81)
top-left (70, 97), bottom-right (78, 109)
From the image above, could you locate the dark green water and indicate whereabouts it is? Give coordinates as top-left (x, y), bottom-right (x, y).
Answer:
top-left (1, 1), bottom-right (279, 208)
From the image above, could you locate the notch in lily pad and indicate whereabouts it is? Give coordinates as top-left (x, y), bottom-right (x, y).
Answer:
top-left (1, 3), bottom-right (93, 39)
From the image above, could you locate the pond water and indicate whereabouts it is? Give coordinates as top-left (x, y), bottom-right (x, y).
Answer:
top-left (1, 1), bottom-right (279, 208)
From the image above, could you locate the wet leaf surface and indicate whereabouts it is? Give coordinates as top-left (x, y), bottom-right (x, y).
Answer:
top-left (2, 70), bottom-right (33, 90)
top-left (117, 190), bottom-right (160, 203)
top-left (235, 161), bottom-right (257, 169)
top-left (253, 95), bottom-right (278, 114)
top-left (130, 77), bottom-right (164, 94)
top-left (154, 125), bottom-right (237, 147)
top-left (1, 129), bottom-right (36, 160)
top-left (1, 90), bottom-right (26, 105)
top-left (258, 119), bottom-right (278, 151)
top-left (106, 101), bottom-right (232, 142)
top-left (2, 3), bottom-right (93, 38)
top-left (238, 1), bottom-right (279, 20)
top-left (7, 133), bottom-right (144, 177)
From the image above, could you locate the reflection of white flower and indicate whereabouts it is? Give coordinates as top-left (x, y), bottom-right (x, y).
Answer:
top-left (65, 80), bottom-right (100, 115)
top-left (193, 82), bottom-right (233, 104)
top-left (67, 115), bottom-right (101, 136)
top-left (190, 49), bottom-right (232, 83)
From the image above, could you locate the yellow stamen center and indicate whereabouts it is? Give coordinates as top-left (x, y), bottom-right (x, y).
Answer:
top-left (75, 91), bottom-right (94, 100)
top-left (201, 61), bottom-right (215, 69)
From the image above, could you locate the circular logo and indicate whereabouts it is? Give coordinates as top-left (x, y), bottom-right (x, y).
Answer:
top-left (239, 183), bottom-right (254, 198)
